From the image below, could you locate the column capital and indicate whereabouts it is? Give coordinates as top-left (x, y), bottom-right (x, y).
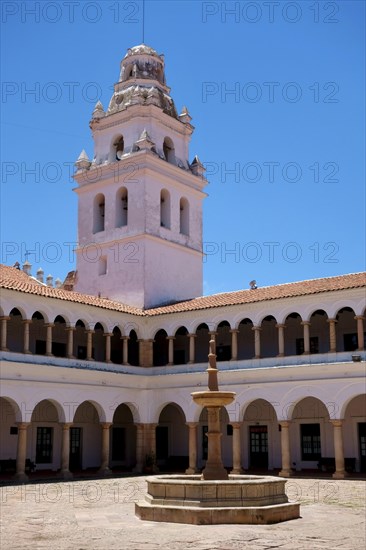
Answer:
top-left (61, 422), bottom-right (73, 430)
top-left (65, 326), bottom-right (75, 332)
top-left (300, 320), bottom-right (311, 326)
top-left (327, 318), bottom-right (337, 324)
top-left (86, 329), bottom-right (95, 334)
top-left (104, 332), bottom-right (113, 338)
top-left (187, 333), bottom-right (197, 338)
top-left (16, 422), bottom-right (30, 429)
top-left (279, 421), bottom-right (291, 428)
top-left (138, 338), bottom-right (153, 343)
top-left (229, 329), bottom-right (239, 334)
top-left (100, 422), bottom-right (112, 430)
top-left (252, 325), bottom-right (262, 331)
top-left (186, 422), bottom-right (198, 428)
top-left (208, 331), bottom-right (218, 336)
top-left (330, 419), bottom-right (343, 428)
top-left (0, 316), bottom-right (10, 321)
top-left (45, 323), bottom-right (55, 328)
top-left (22, 319), bottom-right (31, 325)
top-left (166, 336), bottom-right (175, 341)
top-left (354, 315), bottom-right (365, 321)
top-left (231, 422), bottom-right (242, 429)
top-left (121, 335), bottom-right (130, 341)
top-left (275, 323), bottom-right (286, 329)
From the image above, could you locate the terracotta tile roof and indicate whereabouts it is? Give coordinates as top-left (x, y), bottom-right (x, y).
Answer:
top-left (0, 265), bottom-right (144, 316)
top-left (1, 264), bottom-right (365, 317)
top-left (146, 272), bottom-right (366, 316)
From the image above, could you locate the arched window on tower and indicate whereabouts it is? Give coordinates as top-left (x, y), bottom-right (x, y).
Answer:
top-left (116, 187), bottom-right (128, 227)
top-left (93, 193), bottom-right (105, 233)
top-left (179, 197), bottom-right (189, 236)
top-left (115, 136), bottom-right (124, 161)
top-left (163, 137), bottom-right (175, 164)
top-left (160, 189), bottom-right (171, 229)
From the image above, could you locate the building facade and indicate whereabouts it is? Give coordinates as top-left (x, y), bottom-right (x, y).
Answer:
top-left (1, 45), bottom-right (365, 482)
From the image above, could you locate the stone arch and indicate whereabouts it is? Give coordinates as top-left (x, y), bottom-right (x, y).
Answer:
top-left (195, 322), bottom-right (210, 363)
top-left (260, 315), bottom-right (277, 358)
top-left (343, 394), bottom-right (366, 472)
top-left (72, 400), bottom-right (105, 470)
top-left (283, 312), bottom-right (303, 356)
top-left (7, 307), bottom-right (24, 352)
top-left (242, 398), bottom-right (280, 471)
top-left (216, 320), bottom-right (231, 361)
top-left (289, 396), bottom-right (332, 471)
top-left (173, 326), bottom-right (189, 365)
top-left (308, 309), bottom-right (329, 354)
top-left (0, 397), bottom-right (22, 461)
top-left (237, 317), bottom-right (254, 360)
top-left (111, 403), bottom-right (136, 470)
top-left (336, 306), bottom-right (357, 352)
top-left (157, 403), bottom-right (188, 470)
top-left (153, 329), bottom-right (168, 366)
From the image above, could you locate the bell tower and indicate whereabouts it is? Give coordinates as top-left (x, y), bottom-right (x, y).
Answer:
top-left (73, 44), bottom-right (207, 309)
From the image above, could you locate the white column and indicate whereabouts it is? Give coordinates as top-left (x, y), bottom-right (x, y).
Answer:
top-left (301, 321), bottom-right (311, 354)
top-left (45, 323), bottom-right (54, 356)
top-left (66, 327), bottom-right (75, 359)
top-left (188, 334), bottom-right (196, 364)
top-left (0, 316), bottom-right (9, 351)
top-left (167, 336), bottom-right (174, 366)
top-left (230, 329), bottom-right (239, 361)
top-left (279, 421), bottom-right (292, 477)
top-left (15, 422), bottom-right (30, 482)
top-left (98, 422), bottom-right (112, 475)
top-left (276, 324), bottom-right (286, 357)
top-left (86, 330), bottom-right (94, 360)
top-left (185, 422), bottom-right (198, 474)
top-left (327, 318), bottom-right (337, 353)
top-left (22, 319), bottom-right (31, 354)
top-left (252, 326), bottom-right (261, 358)
top-left (104, 333), bottom-right (112, 363)
top-left (122, 336), bottom-right (129, 365)
top-left (355, 315), bottom-right (365, 351)
top-left (231, 422), bottom-right (244, 474)
top-left (60, 423), bottom-right (73, 479)
top-left (332, 420), bottom-right (346, 479)
top-left (132, 424), bottom-right (144, 473)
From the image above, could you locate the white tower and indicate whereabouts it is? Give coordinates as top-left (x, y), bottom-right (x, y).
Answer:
top-left (73, 45), bottom-right (207, 309)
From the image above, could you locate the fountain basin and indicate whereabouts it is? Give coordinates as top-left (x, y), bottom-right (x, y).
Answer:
top-left (191, 391), bottom-right (235, 407)
top-left (135, 475), bottom-right (300, 524)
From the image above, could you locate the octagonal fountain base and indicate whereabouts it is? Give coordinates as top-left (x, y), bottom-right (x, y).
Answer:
top-left (135, 475), bottom-right (300, 525)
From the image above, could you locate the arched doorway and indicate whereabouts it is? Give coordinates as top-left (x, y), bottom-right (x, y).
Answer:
top-left (243, 399), bottom-right (279, 471)
top-left (72, 401), bottom-right (102, 471)
top-left (290, 397), bottom-right (331, 471)
top-left (111, 404), bottom-right (136, 470)
top-left (30, 400), bottom-right (62, 471)
top-left (343, 395), bottom-right (366, 472)
top-left (156, 404), bottom-right (188, 471)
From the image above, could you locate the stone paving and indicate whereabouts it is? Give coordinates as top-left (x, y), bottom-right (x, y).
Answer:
top-left (0, 476), bottom-right (365, 549)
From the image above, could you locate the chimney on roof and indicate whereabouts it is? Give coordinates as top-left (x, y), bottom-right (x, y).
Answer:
top-left (55, 278), bottom-right (62, 289)
top-left (36, 267), bottom-right (44, 283)
top-left (46, 274), bottom-right (53, 287)
top-left (23, 260), bottom-right (31, 276)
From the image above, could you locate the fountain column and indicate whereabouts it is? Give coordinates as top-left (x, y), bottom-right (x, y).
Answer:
top-left (185, 422), bottom-right (198, 474)
top-left (231, 422), bottom-right (244, 474)
top-left (279, 421), bottom-right (292, 477)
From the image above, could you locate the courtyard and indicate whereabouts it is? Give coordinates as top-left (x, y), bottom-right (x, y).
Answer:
top-left (0, 475), bottom-right (365, 549)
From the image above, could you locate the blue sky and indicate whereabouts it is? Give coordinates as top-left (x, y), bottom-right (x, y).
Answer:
top-left (1, 0), bottom-right (365, 295)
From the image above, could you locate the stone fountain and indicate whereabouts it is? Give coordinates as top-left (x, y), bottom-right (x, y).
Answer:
top-left (135, 340), bottom-right (300, 524)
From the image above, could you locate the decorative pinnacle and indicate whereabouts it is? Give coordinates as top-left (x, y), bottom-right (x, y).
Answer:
top-left (207, 339), bottom-right (219, 391)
